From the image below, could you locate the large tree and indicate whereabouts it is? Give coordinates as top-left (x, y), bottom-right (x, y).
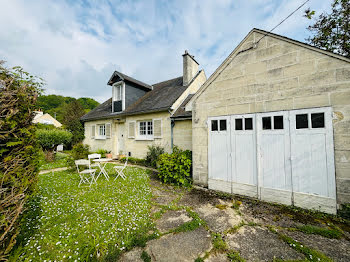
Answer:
top-left (305, 0), bottom-right (350, 58)
top-left (61, 100), bottom-right (86, 145)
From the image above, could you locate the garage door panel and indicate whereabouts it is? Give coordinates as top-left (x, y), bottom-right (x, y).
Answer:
top-left (293, 133), bottom-right (329, 196)
top-left (261, 134), bottom-right (288, 190)
top-left (210, 133), bottom-right (229, 181)
top-left (233, 134), bottom-right (256, 185)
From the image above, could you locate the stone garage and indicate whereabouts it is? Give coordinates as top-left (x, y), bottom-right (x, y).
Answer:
top-left (189, 28), bottom-right (350, 214)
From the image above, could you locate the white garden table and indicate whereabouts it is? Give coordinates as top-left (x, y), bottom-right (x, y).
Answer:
top-left (93, 158), bottom-right (113, 181)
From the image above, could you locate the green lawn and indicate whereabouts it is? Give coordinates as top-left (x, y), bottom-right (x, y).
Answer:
top-left (39, 152), bottom-right (70, 171)
top-left (11, 164), bottom-right (153, 261)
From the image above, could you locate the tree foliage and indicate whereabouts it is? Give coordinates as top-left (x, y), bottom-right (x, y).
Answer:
top-left (61, 100), bottom-right (85, 146)
top-left (36, 95), bottom-right (99, 123)
top-left (36, 129), bottom-right (72, 161)
top-left (305, 0), bottom-right (350, 58)
top-left (0, 61), bottom-right (43, 259)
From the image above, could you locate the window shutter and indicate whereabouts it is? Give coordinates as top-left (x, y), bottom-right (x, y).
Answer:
top-left (154, 119), bottom-right (162, 138)
top-left (106, 123), bottom-right (111, 139)
top-left (91, 125), bottom-right (95, 139)
top-left (128, 121), bottom-right (135, 138)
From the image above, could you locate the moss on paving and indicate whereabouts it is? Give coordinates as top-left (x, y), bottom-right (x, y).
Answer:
top-left (227, 250), bottom-right (245, 262)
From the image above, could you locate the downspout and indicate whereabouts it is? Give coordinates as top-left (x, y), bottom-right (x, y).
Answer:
top-left (169, 109), bottom-right (175, 152)
top-left (171, 119), bottom-right (175, 152)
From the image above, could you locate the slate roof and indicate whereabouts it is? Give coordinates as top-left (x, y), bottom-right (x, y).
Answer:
top-left (123, 76), bottom-right (186, 115)
top-left (171, 94), bottom-right (194, 119)
top-left (81, 76), bottom-right (187, 121)
top-left (107, 70), bottom-right (153, 90)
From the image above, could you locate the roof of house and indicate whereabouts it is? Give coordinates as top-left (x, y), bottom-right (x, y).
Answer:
top-left (81, 76), bottom-right (187, 121)
top-left (107, 70), bottom-right (153, 90)
top-left (171, 94), bottom-right (194, 119)
top-left (122, 76), bottom-right (186, 116)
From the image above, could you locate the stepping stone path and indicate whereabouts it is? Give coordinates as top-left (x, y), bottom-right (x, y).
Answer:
top-left (120, 176), bottom-right (350, 261)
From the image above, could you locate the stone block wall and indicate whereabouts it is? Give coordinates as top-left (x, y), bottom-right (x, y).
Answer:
top-left (173, 120), bottom-right (192, 151)
top-left (192, 31), bottom-right (350, 206)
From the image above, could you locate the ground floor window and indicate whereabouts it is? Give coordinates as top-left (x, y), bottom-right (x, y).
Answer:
top-left (138, 121), bottom-right (153, 139)
top-left (98, 124), bottom-right (106, 137)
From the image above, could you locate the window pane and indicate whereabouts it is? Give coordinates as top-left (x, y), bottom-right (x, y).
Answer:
top-left (235, 119), bottom-right (243, 130)
top-left (296, 114), bottom-right (308, 129)
top-left (311, 113), bottom-right (325, 128)
top-left (140, 122), bottom-right (146, 135)
top-left (262, 117), bottom-right (271, 130)
top-left (274, 116), bottom-right (284, 129)
top-left (245, 118), bottom-right (253, 130)
top-left (211, 120), bottom-right (218, 131)
top-left (147, 121), bottom-right (153, 135)
top-left (220, 120), bottom-right (227, 131)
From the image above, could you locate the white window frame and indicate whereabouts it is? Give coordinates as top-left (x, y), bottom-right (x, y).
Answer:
top-left (96, 124), bottom-right (106, 139)
top-left (137, 120), bottom-right (153, 140)
top-left (112, 81), bottom-right (125, 112)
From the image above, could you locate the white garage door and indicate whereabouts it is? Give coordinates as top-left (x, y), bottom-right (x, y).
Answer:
top-left (208, 107), bottom-right (336, 214)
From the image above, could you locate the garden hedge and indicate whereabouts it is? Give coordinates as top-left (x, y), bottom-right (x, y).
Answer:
top-left (0, 62), bottom-right (43, 259)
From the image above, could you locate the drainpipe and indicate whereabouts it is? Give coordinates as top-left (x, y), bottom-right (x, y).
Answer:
top-left (171, 118), bottom-right (175, 152)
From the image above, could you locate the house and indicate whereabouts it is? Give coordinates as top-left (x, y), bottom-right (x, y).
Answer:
top-left (189, 28), bottom-right (350, 214)
top-left (33, 111), bottom-right (62, 128)
top-left (81, 51), bottom-right (206, 158)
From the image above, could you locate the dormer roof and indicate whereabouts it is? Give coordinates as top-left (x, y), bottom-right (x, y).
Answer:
top-left (107, 70), bottom-right (153, 91)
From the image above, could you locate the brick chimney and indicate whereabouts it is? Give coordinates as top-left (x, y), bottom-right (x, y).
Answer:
top-left (182, 50), bottom-right (199, 86)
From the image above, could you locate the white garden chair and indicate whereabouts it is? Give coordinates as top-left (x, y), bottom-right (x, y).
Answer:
top-left (88, 153), bottom-right (102, 180)
top-left (114, 157), bottom-right (128, 180)
top-left (75, 159), bottom-right (96, 187)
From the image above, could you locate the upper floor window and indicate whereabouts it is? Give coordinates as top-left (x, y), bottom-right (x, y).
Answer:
top-left (113, 83), bottom-right (124, 113)
top-left (113, 85), bottom-right (122, 101)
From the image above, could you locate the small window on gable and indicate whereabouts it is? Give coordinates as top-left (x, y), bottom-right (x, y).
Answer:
top-left (274, 116), bottom-right (284, 129)
top-left (235, 119), bottom-right (243, 130)
top-left (311, 113), bottom-right (325, 128)
top-left (296, 114), bottom-right (308, 129)
top-left (262, 117), bottom-right (271, 130)
top-left (245, 118), bottom-right (253, 130)
top-left (220, 120), bottom-right (227, 131)
top-left (211, 120), bottom-right (218, 131)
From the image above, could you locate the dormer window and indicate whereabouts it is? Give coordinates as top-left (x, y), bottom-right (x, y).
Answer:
top-left (112, 82), bottom-right (124, 113)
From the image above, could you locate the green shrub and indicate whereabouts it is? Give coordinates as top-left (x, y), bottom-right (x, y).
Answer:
top-left (339, 203), bottom-right (350, 220)
top-left (0, 62), bottom-right (43, 259)
top-left (145, 145), bottom-right (164, 168)
top-left (120, 157), bottom-right (146, 166)
top-left (66, 143), bottom-right (90, 169)
top-left (95, 148), bottom-right (108, 158)
top-left (36, 129), bottom-right (72, 161)
top-left (157, 146), bottom-right (192, 186)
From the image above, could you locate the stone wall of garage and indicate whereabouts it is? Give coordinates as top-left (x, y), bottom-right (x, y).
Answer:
top-left (192, 31), bottom-right (350, 207)
top-left (173, 119), bottom-right (193, 151)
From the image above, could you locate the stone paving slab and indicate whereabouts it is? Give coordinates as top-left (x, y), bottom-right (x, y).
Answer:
top-left (145, 227), bottom-right (211, 262)
top-left (195, 200), bottom-right (243, 233)
top-left (204, 252), bottom-right (230, 262)
top-left (155, 209), bottom-right (193, 233)
top-left (283, 230), bottom-right (350, 262)
top-left (226, 226), bottom-right (305, 261)
top-left (118, 247), bottom-right (143, 262)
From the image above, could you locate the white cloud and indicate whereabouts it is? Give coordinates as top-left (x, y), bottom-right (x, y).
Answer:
top-left (0, 0), bottom-right (332, 102)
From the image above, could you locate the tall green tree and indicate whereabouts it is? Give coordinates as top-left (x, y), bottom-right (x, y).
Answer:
top-left (305, 0), bottom-right (350, 58)
top-left (61, 100), bottom-right (86, 145)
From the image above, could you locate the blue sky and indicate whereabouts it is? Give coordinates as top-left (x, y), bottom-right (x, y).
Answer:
top-left (0, 0), bottom-right (332, 102)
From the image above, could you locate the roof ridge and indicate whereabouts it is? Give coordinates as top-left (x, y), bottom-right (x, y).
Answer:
top-left (152, 75), bottom-right (182, 86)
